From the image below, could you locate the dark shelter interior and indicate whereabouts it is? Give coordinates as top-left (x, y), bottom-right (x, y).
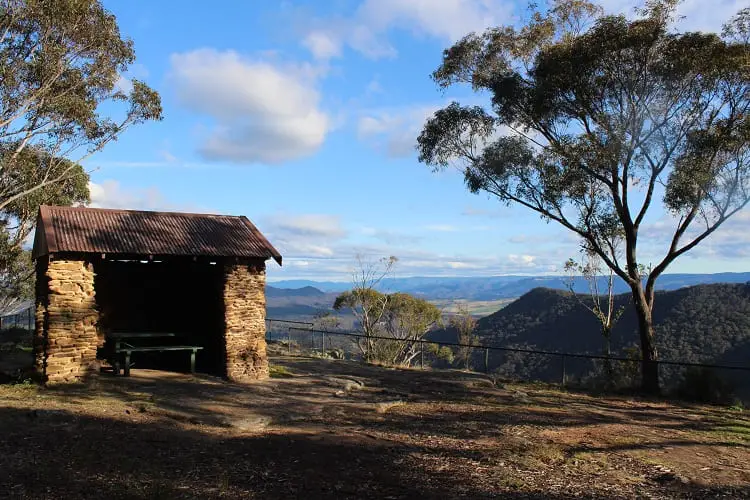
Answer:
top-left (95, 258), bottom-right (226, 376)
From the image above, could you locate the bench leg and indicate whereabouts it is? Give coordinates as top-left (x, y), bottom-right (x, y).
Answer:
top-left (124, 351), bottom-right (131, 377)
top-left (113, 359), bottom-right (121, 376)
top-left (190, 350), bottom-right (196, 374)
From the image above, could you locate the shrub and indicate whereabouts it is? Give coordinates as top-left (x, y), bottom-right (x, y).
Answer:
top-left (674, 367), bottom-right (735, 405)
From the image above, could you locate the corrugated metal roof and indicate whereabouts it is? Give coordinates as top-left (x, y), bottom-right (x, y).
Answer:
top-left (32, 205), bottom-right (282, 264)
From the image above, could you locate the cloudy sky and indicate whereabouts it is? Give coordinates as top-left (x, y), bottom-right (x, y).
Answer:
top-left (88, 0), bottom-right (749, 282)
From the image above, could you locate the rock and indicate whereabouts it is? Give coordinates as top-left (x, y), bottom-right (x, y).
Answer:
top-left (229, 415), bottom-right (272, 431)
top-left (327, 348), bottom-right (345, 360)
top-left (325, 376), bottom-right (365, 392)
top-left (375, 400), bottom-right (405, 414)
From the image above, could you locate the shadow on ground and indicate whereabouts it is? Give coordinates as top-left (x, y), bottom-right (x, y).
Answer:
top-left (1, 355), bottom-right (749, 499)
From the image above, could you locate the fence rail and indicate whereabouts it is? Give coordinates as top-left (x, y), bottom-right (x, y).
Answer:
top-left (265, 318), bottom-right (750, 397)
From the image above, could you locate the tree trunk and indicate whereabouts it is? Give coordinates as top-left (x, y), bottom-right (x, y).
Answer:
top-left (631, 285), bottom-right (659, 394)
top-left (602, 329), bottom-right (613, 385)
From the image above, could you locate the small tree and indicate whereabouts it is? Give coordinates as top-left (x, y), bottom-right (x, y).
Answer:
top-left (313, 309), bottom-right (340, 331)
top-left (418, 1), bottom-right (750, 393)
top-left (564, 250), bottom-right (625, 382)
top-left (381, 292), bottom-right (442, 366)
top-left (450, 304), bottom-right (478, 370)
top-left (333, 255), bottom-right (397, 360)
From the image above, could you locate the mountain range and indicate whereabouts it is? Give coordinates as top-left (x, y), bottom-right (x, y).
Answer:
top-left (269, 272), bottom-right (750, 301)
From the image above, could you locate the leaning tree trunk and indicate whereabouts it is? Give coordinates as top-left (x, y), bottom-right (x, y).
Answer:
top-left (631, 285), bottom-right (659, 394)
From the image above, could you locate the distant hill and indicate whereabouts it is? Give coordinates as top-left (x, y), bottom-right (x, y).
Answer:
top-left (265, 286), bottom-right (337, 321)
top-left (266, 286), bottom-right (326, 298)
top-left (269, 273), bottom-right (750, 300)
top-left (430, 284), bottom-right (750, 367)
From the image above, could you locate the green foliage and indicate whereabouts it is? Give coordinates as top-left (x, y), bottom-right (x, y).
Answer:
top-left (0, 0), bottom-right (161, 311)
top-left (0, 0), bottom-right (162, 225)
top-left (0, 239), bottom-right (32, 315)
top-left (312, 310), bottom-right (340, 331)
top-left (426, 342), bottom-right (455, 365)
top-left (418, 0), bottom-right (750, 393)
top-left (475, 284), bottom-right (750, 395)
top-left (384, 293), bottom-right (442, 341)
top-left (268, 365), bottom-right (294, 379)
top-left (334, 288), bottom-right (442, 367)
top-left (675, 367), bottom-right (735, 405)
top-left (449, 304), bottom-right (478, 370)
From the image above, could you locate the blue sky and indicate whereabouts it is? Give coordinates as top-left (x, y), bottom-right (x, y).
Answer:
top-left (86, 0), bottom-right (750, 282)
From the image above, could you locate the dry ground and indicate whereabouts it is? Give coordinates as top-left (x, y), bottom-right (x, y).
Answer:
top-left (1, 355), bottom-right (749, 499)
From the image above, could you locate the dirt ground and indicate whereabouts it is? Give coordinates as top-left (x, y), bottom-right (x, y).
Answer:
top-left (1, 355), bottom-right (749, 499)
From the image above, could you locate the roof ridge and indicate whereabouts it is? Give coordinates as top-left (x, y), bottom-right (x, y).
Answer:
top-left (44, 204), bottom-right (237, 219)
top-left (33, 205), bottom-right (282, 265)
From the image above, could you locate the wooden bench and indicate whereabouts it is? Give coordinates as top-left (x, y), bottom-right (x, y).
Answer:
top-left (107, 332), bottom-right (203, 376)
top-left (114, 345), bottom-right (203, 376)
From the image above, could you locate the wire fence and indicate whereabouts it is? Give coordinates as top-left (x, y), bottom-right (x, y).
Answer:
top-left (0, 306), bottom-right (33, 331)
top-left (265, 318), bottom-right (750, 404)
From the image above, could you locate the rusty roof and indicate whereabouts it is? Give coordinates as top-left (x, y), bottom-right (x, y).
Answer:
top-left (32, 205), bottom-right (282, 264)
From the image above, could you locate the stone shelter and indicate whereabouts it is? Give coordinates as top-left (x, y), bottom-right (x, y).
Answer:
top-left (31, 205), bottom-right (282, 384)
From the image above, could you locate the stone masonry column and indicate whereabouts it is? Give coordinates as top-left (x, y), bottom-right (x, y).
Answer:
top-left (223, 261), bottom-right (269, 381)
top-left (35, 259), bottom-right (100, 384)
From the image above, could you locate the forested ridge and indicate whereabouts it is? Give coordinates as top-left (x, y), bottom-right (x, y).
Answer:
top-left (467, 283), bottom-right (750, 366)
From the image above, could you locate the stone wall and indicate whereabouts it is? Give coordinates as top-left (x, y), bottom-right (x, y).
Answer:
top-left (34, 259), bottom-right (101, 384)
top-left (223, 261), bottom-right (269, 381)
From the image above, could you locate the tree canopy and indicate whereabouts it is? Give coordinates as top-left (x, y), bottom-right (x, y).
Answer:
top-left (334, 288), bottom-right (442, 366)
top-left (417, 0), bottom-right (750, 393)
top-left (0, 0), bottom-right (162, 310)
top-left (0, 1), bottom-right (162, 207)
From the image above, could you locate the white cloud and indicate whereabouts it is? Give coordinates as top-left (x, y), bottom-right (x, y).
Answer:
top-left (169, 49), bottom-right (330, 164)
top-left (597, 0), bottom-right (745, 33)
top-left (641, 210), bottom-right (750, 263)
top-left (446, 261), bottom-right (483, 269)
top-left (357, 104), bottom-right (441, 157)
top-left (268, 247), bottom-right (564, 280)
top-left (264, 214), bottom-right (346, 239)
top-left (300, 0), bottom-right (742, 62)
top-left (114, 75), bottom-right (133, 94)
top-left (300, 0), bottom-right (514, 60)
top-left (357, 0), bottom-right (507, 41)
top-left (281, 243), bottom-right (336, 258)
top-left (360, 227), bottom-right (423, 245)
top-left (114, 63), bottom-right (149, 95)
top-left (365, 79), bottom-right (383, 95)
top-left (158, 149), bottom-right (178, 163)
top-left (424, 224), bottom-right (458, 232)
top-left (303, 31), bottom-right (342, 60)
top-left (508, 254), bottom-right (536, 266)
top-left (87, 180), bottom-right (192, 212)
top-left (260, 213), bottom-right (348, 260)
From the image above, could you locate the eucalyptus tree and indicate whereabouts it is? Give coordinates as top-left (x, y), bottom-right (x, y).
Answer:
top-left (0, 0), bottom-right (161, 307)
top-left (418, 0), bottom-right (750, 392)
top-left (0, 0), bottom-right (162, 230)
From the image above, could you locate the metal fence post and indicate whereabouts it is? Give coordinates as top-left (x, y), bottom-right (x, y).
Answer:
top-left (484, 348), bottom-right (489, 373)
top-left (288, 327), bottom-right (292, 355)
top-left (322, 331), bottom-right (326, 353)
top-left (561, 354), bottom-right (567, 387)
top-left (420, 341), bottom-right (424, 369)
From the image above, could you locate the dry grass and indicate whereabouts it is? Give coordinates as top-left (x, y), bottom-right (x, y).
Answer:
top-left (1, 355), bottom-right (749, 499)
top-left (268, 364), bottom-right (294, 378)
